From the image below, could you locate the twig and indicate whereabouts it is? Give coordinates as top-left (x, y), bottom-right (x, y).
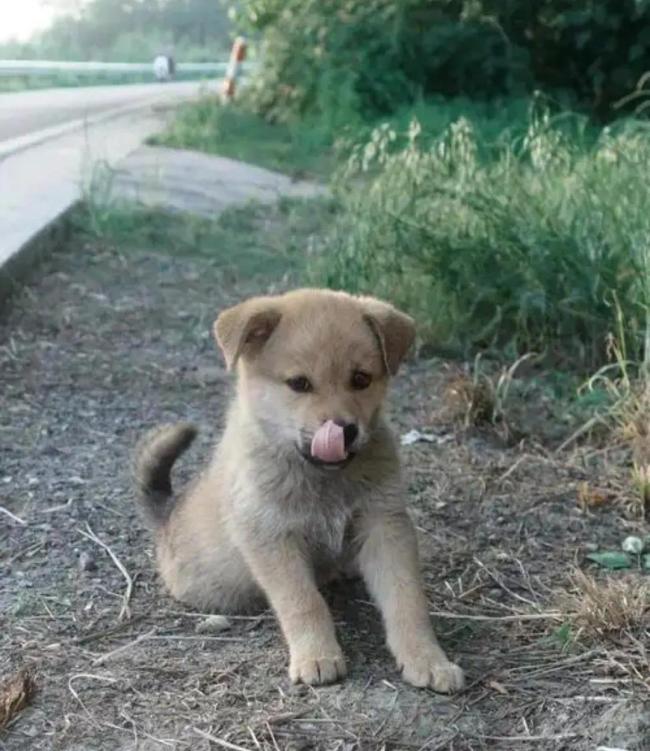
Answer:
top-left (91, 631), bottom-right (247, 663)
top-left (265, 721), bottom-right (281, 751)
top-left (74, 614), bottom-right (147, 645)
top-left (0, 505), bottom-right (26, 525)
top-left (497, 455), bottom-right (530, 484)
top-left (430, 610), bottom-right (562, 622)
top-left (68, 673), bottom-right (118, 724)
top-left (148, 634), bottom-right (247, 642)
top-left (475, 733), bottom-right (579, 742)
top-left (168, 610), bottom-right (273, 621)
top-left (78, 523), bottom-right (133, 621)
top-left (92, 629), bottom-right (157, 666)
top-left (555, 416), bottom-right (601, 453)
top-left (194, 727), bottom-right (252, 751)
top-left (474, 557), bottom-right (539, 609)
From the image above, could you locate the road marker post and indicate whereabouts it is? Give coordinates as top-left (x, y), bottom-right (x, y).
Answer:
top-left (221, 37), bottom-right (246, 101)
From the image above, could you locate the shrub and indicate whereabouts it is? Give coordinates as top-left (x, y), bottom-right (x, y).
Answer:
top-left (235, 0), bottom-right (650, 123)
top-left (235, 0), bottom-right (527, 125)
top-left (314, 103), bottom-right (650, 368)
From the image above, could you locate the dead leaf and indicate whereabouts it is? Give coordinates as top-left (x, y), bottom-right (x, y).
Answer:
top-left (577, 481), bottom-right (608, 510)
top-left (487, 679), bottom-right (509, 695)
top-left (0, 669), bottom-right (36, 730)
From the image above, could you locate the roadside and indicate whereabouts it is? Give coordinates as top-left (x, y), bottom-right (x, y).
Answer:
top-left (1, 199), bottom-right (648, 750)
top-left (0, 80), bottom-right (221, 299)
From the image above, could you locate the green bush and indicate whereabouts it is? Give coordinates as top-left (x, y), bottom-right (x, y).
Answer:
top-left (314, 103), bottom-right (650, 368)
top-left (236, 0), bottom-right (650, 123)
top-left (236, 0), bottom-right (526, 125)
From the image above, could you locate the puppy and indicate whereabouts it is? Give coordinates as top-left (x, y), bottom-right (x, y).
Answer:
top-left (134, 288), bottom-right (464, 692)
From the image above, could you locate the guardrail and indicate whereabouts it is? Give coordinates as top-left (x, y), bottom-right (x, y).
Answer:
top-left (0, 59), bottom-right (252, 77)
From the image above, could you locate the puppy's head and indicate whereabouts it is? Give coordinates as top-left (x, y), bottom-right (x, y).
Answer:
top-left (214, 289), bottom-right (414, 469)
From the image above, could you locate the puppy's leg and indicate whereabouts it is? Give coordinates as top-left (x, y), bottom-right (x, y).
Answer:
top-left (241, 536), bottom-right (346, 686)
top-left (356, 511), bottom-right (464, 693)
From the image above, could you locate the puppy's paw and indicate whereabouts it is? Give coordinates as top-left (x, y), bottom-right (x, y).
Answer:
top-left (289, 649), bottom-right (347, 686)
top-left (398, 647), bottom-right (465, 693)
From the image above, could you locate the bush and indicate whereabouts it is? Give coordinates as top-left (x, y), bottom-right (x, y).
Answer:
top-left (314, 102), bottom-right (650, 368)
top-left (236, 0), bottom-right (527, 125)
top-left (236, 0), bottom-right (650, 123)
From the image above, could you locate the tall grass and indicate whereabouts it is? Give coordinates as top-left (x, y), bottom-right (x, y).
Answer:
top-left (317, 101), bottom-right (650, 369)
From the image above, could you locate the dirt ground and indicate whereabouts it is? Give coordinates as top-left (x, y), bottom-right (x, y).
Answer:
top-left (1, 205), bottom-right (649, 751)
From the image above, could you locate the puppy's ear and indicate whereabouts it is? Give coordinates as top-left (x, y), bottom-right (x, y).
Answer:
top-left (214, 297), bottom-right (281, 370)
top-left (360, 297), bottom-right (415, 376)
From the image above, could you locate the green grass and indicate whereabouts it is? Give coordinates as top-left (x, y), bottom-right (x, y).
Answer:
top-left (72, 194), bottom-right (337, 282)
top-left (313, 98), bottom-right (650, 370)
top-left (151, 99), bottom-right (335, 179)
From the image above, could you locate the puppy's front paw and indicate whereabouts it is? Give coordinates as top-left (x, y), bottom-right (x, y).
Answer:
top-left (398, 647), bottom-right (465, 693)
top-left (289, 648), bottom-right (347, 685)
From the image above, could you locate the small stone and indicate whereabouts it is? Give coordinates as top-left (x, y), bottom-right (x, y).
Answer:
top-left (78, 551), bottom-right (97, 572)
top-left (191, 366), bottom-right (228, 385)
top-left (622, 536), bottom-right (643, 555)
top-left (195, 615), bottom-right (231, 634)
top-left (583, 542), bottom-right (599, 552)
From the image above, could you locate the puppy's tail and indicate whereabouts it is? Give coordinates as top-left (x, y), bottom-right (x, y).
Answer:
top-left (133, 422), bottom-right (197, 529)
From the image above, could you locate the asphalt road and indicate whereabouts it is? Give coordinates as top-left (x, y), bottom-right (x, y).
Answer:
top-left (0, 80), bottom-right (213, 142)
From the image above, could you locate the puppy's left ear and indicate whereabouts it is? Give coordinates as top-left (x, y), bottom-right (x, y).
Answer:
top-left (214, 297), bottom-right (281, 370)
top-left (360, 297), bottom-right (415, 376)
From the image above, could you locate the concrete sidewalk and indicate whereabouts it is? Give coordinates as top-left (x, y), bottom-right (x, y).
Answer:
top-left (112, 145), bottom-right (326, 217)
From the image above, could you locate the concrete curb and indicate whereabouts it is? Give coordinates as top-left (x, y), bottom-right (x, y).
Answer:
top-left (0, 202), bottom-right (78, 311)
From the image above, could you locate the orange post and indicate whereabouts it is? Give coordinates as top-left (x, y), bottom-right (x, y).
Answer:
top-left (221, 37), bottom-right (247, 101)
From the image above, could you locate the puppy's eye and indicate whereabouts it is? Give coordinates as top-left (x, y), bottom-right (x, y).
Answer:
top-left (286, 376), bottom-right (313, 393)
top-left (351, 370), bottom-right (372, 390)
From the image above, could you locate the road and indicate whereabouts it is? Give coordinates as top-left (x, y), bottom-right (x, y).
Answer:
top-left (0, 78), bottom-right (216, 283)
top-left (0, 80), bottom-right (213, 142)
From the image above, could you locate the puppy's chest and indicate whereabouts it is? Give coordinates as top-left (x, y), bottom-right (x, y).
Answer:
top-left (274, 475), bottom-right (365, 559)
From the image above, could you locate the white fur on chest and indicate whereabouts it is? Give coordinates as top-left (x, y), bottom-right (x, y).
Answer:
top-left (230, 451), bottom-right (368, 560)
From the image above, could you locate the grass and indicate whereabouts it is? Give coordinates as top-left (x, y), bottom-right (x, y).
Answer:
top-left (313, 98), bottom-right (650, 371)
top-left (151, 98), bottom-right (336, 179)
top-left (71, 193), bottom-right (337, 283)
top-left (561, 570), bottom-right (650, 643)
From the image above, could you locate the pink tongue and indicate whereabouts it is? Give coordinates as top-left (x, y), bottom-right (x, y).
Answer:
top-left (311, 420), bottom-right (346, 463)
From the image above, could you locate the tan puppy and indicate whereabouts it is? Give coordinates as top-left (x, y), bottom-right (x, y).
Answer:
top-left (134, 288), bottom-right (464, 692)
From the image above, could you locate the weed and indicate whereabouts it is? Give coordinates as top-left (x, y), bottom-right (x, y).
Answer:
top-left (560, 570), bottom-right (649, 643)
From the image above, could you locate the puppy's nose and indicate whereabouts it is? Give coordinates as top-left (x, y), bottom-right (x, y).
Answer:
top-left (334, 420), bottom-right (358, 449)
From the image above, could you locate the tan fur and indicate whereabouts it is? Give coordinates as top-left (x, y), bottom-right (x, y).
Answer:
top-left (134, 288), bottom-right (464, 692)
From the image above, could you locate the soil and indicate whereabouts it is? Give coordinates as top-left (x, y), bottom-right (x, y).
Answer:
top-left (1, 205), bottom-right (649, 751)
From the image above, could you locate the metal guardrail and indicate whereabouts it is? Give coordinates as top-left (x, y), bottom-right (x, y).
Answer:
top-left (0, 59), bottom-right (245, 77)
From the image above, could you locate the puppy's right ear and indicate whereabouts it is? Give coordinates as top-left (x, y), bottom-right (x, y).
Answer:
top-left (214, 298), bottom-right (281, 370)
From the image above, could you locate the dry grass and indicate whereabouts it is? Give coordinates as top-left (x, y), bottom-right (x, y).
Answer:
top-left (440, 368), bottom-right (495, 427)
top-left (561, 571), bottom-right (650, 642)
top-left (0, 669), bottom-right (36, 731)
top-left (439, 354), bottom-right (535, 441)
